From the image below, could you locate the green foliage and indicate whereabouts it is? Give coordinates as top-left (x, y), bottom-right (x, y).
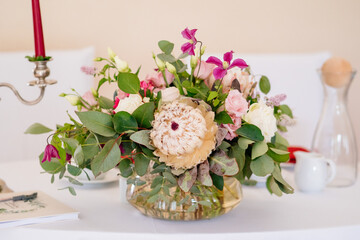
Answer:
top-left (98, 96), bottom-right (114, 109)
top-left (118, 159), bottom-right (133, 178)
top-left (250, 155), bottom-right (274, 177)
top-left (117, 72), bottom-right (140, 94)
top-left (209, 150), bottom-right (239, 176)
top-left (259, 75), bottom-right (271, 94)
top-left (113, 111), bottom-right (138, 133)
top-left (67, 165), bottom-right (82, 176)
top-left (215, 111), bottom-right (233, 124)
top-left (178, 168), bottom-right (197, 192)
top-left (267, 147), bottom-right (290, 163)
top-left (236, 124), bottom-right (264, 142)
top-left (129, 130), bottom-right (154, 150)
top-left (238, 137), bottom-right (254, 149)
top-left (278, 104), bottom-right (293, 118)
top-left (210, 172), bottom-right (224, 191)
top-left (91, 139), bottom-right (121, 176)
top-left (132, 102), bottom-right (155, 129)
top-left (134, 153), bottom-right (150, 176)
top-left (24, 123), bottom-right (52, 134)
top-left (83, 136), bottom-right (100, 161)
top-left (158, 40), bottom-right (174, 55)
top-left (76, 111), bottom-right (116, 137)
top-left (39, 153), bottom-right (64, 174)
top-left (251, 141), bottom-right (268, 159)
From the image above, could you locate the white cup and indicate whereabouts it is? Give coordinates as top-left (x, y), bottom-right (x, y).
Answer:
top-left (294, 151), bottom-right (336, 193)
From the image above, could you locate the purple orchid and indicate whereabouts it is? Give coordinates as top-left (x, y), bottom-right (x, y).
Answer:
top-left (42, 144), bottom-right (61, 163)
top-left (181, 28), bottom-right (197, 56)
top-left (206, 51), bottom-right (248, 80)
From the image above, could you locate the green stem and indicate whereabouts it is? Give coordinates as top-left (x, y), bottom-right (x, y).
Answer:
top-left (174, 74), bottom-right (185, 95)
top-left (160, 70), bottom-right (169, 87)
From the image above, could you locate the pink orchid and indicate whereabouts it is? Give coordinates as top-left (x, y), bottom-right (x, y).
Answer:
top-left (181, 28), bottom-right (197, 56)
top-left (206, 51), bottom-right (248, 80)
top-left (42, 144), bottom-right (61, 163)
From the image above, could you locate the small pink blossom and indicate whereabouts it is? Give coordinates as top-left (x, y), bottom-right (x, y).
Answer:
top-left (181, 28), bottom-right (197, 56)
top-left (225, 90), bottom-right (249, 118)
top-left (266, 94), bottom-right (287, 107)
top-left (82, 91), bottom-right (97, 106)
top-left (223, 116), bottom-right (242, 140)
top-left (42, 144), bottom-right (60, 163)
top-left (194, 60), bottom-right (215, 80)
top-left (81, 66), bottom-right (96, 75)
top-left (140, 80), bottom-right (154, 97)
top-left (145, 69), bottom-right (174, 88)
top-left (206, 51), bottom-right (248, 80)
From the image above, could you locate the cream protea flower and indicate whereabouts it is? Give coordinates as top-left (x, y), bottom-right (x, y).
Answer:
top-left (150, 98), bottom-right (218, 169)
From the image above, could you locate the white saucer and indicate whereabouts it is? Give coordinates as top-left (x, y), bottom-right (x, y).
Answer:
top-left (76, 169), bottom-right (120, 185)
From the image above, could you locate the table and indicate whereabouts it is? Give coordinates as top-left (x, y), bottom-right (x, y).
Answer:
top-left (1, 160), bottom-right (359, 240)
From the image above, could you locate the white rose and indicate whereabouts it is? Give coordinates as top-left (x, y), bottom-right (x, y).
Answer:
top-left (243, 100), bottom-right (277, 142)
top-left (115, 94), bottom-right (143, 114)
top-left (161, 87), bottom-right (180, 102)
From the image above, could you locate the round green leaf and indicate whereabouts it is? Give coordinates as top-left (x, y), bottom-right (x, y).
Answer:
top-left (113, 111), bottom-right (138, 133)
top-left (117, 72), bottom-right (140, 94)
top-left (259, 75), bottom-right (271, 94)
top-left (236, 124), bottom-right (264, 142)
top-left (132, 102), bottom-right (155, 128)
top-left (39, 152), bottom-right (64, 174)
top-left (250, 154), bottom-right (274, 177)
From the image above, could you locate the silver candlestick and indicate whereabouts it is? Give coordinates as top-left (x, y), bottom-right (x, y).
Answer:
top-left (0, 60), bottom-right (57, 105)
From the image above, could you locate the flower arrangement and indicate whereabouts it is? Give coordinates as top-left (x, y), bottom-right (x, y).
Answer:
top-left (27, 28), bottom-right (294, 220)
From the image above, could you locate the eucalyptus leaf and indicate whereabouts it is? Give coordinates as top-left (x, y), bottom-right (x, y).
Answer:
top-left (238, 137), bottom-right (254, 149)
top-left (134, 153), bottom-right (150, 176)
top-left (268, 147), bottom-right (290, 163)
top-left (163, 172), bottom-right (177, 185)
top-left (215, 111), bottom-right (233, 124)
top-left (113, 111), bottom-right (138, 133)
top-left (157, 53), bottom-right (176, 63)
top-left (151, 175), bottom-right (164, 188)
top-left (158, 40), bottom-right (174, 55)
top-left (132, 102), bottom-right (155, 128)
top-left (83, 136), bottom-right (100, 160)
top-left (73, 145), bottom-right (84, 166)
top-left (209, 150), bottom-right (239, 176)
top-left (236, 124), bottom-right (264, 142)
top-left (98, 96), bottom-right (114, 109)
top-left (130, 130), bottom-right (154, 150)
top-left (67, 165), bottom-right (82, 176)
top-left (178, 167), bottom-right (197, 192)
top-left (76, 111), bottom-right (116, 137)
top-left (266, 176), bottom-right (282, 196)
top-left (279, 104), bottom-right (293, 118)
top-left (91, 139), bottom-right (121, 176)
top-left (210, 172), bottom-right (224, 191)
top-left (197, 160), bottom-right (213, 186)
top-left (251, 141), bottom-right (268, 159)
top-left (118, 158), bottom-right (133, 178)
top-left (65, 176), bottom-right (83, 186)
top-left (39, 152), bottom-right (64, 174)
top-left (250, 154), bottom-right (274, 177)
top-left (117, 72), bottom-right (140, 94)
top-left (61, 138), bottom-right (78, 153)
top-left (24, 123), bottom-right (52, 134)
top-left (259, 75), bottom-right (271, 94)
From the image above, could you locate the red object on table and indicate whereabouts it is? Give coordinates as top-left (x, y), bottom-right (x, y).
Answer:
top-left (31, 0), bottom-right (46, 57)
top-left (287, 146), bottom-right (310, 164)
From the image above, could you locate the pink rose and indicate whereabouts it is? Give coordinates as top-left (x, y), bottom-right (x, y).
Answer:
top-left (194, 61), bottom-right (215, 80)
top-left (225, 89), bottom-right (248, 118)
top-left (145, 69), bottom-right (174, 88)
top-left (82, 91), bottom-right (97, 106)
top-left (223, 116), bottom-right (242, 140)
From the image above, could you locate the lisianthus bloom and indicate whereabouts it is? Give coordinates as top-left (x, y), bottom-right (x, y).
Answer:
top-left (150, 98), bottom-right (218, 169)
top-left (206, 51), bottom-right (248, 80)
top-left (82, 90), bottom-right (97, 107)
top-left (144, 69), bottom-right (174, 88)
top-left (181, 28), bottom-right (197, 56)
top-left (161, 87), bottom-right (180, 102)
top-left (42, 144), bottom-right (60, 163)
top-left (225, 90), bottom-right (249, 118)
top-left (243, 101), bottom-right (277, 142)
top-left (194, 60), bottom-right (215, 80)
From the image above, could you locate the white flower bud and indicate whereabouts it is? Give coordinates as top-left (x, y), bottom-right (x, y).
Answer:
top-left (114, 56), bottom-right (130, 72)
top-left (65, 95), bottom-right (81, 106)
top-left (200, 45), bottom-right (206, 56)
top-left (107, 47), bottom-right (116, 62)
top-left (165, 62), bottom-right (177, 74)
top-left (190, 55), bottom-right (198, 69)
top-left (155, 57), bottom-right (165, 71)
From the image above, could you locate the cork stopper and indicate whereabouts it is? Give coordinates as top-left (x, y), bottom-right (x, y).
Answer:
top-left (321, 57), bottom-right (353, 88)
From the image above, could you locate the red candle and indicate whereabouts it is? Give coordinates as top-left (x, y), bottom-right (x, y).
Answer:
top-left (31, 0), bottom-right (46, 57)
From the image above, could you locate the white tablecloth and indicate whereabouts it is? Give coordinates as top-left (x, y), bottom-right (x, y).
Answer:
top-left (1, 160), bottom-right (359, 240)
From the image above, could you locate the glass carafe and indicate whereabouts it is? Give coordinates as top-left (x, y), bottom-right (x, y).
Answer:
top-left (312, 70), bottom-right (357, 187)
